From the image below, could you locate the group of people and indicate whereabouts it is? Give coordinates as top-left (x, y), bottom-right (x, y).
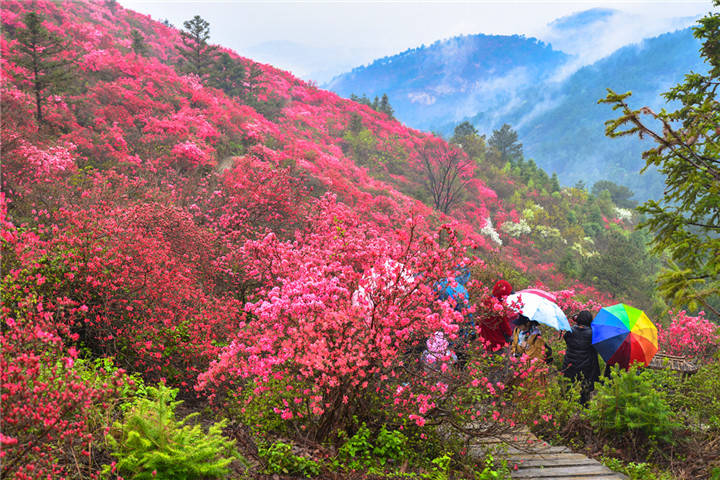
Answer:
top-left (422, 277), bottom-right (602, 404)
top-left (483, 280), bottom-right (601, 403)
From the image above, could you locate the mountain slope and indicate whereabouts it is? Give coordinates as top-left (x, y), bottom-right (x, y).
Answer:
top-left (329, 25), bottom-right (704, 200)
top-left (512, 28), bottom-right (705, 199)
top-left (326, 34), bottom-right (569, 131)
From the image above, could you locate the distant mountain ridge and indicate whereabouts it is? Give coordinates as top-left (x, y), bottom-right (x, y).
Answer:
top-left (327, 15), bottom-right (705, 200)
top-left (326, 34), bottom-right (568, 131)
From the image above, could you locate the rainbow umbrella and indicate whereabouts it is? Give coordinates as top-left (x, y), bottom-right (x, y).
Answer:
top-left (592, 303), bottom-right (658, 369)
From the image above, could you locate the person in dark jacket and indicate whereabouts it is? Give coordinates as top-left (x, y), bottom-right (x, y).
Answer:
top-left (561, 310), bottom-right (600, 404)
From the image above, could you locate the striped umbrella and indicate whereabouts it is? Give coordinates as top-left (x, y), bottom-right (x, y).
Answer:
top-left (506, 288), bottom-right (571, 331)
top-left (592, 303), bottom-right (658, 369)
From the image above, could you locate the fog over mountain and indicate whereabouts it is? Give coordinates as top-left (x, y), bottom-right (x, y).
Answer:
top-left (326, 9), bottom-right (706, 200)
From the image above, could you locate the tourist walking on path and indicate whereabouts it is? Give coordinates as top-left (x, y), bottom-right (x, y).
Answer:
top-left (562, 310), bottom-right (601, 404)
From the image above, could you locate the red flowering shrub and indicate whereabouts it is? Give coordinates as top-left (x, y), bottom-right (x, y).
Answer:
top-left (1, 202), bottom-right (123, 480)
top-left (198, 195), bottom-right (477, 440)
top-left (658, 310), bottom-right (720, 360)
top-left (2, 200), bottom-right (243, 390)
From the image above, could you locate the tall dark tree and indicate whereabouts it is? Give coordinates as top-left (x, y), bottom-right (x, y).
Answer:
top-left (378, 94), bottom-right (394, 118)
top-left (417, 138), bottom-right (474, 214)
top-left (12, 11), bottom-right (73, 124)
top-left (177, 15), bottom-right (217, 75)
top-left (130, 29), bottom-right (147, 56)
top-left (550, 173), bottom-right (561, 193)
top-left (591, 180), bottom-right (636, 208)
top-left (450, 121), bottom-right (486, 161)
top-left (488, 123), bottom-right (523, 165)
top-left (452, 121), bottom-right (478, 140)
top-left (600, 0), bottom-right (720, 317)
top-left (208, 52), bottom-right (247, 97)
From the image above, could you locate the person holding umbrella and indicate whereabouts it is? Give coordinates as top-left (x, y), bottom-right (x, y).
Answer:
top-left (510, 314), bottom-right (553, 364)
top-left (561, 310), bottom-right (601, 404)
top-left (478, 280), bottom-right (515, 351)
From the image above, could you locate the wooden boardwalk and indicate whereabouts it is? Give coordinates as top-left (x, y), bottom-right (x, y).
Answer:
top-left (469, 428), bottom-right (628, 480)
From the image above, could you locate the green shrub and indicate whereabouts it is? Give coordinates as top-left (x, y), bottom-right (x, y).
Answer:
top-left (374, 425), bottom-right (408, 465)
top-left (600, 457), bottom-right (673, 480)
top-left (474, 452), bottom-right (511, 480)
top-left (427, 453), bottom-right (452, 480)
top-left (104, 384), bottom-right (237, 480)
top-left (587, 365), bottom-right (680, 445)
top-left (336, 422), bottom-right (409, 470)
top-left (258, 441), bottom-right (320, 478)
top-left (680, 358), bottom-right (720, 431)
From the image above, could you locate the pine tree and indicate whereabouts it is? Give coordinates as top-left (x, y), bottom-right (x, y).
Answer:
top-left (550, 173), bottom-right (561, 192)
top-left (208, 52), bottom-right (249, 99)
top-left (600, 0), bottom-right (720, 317)
top-left (379, 93), bottom-right (394, 118)
top-left (488, 123), bottom-right (523, 166)
top-left (131, 29), bottom-right (147, 56)
top-left (177, 15), bottom-right (218, 75)
top-left (12, 11), bottom-right (73, 124)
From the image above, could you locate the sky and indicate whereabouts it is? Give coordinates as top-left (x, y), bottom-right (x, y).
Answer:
top-left (119, 1), bottom-right (711, 83)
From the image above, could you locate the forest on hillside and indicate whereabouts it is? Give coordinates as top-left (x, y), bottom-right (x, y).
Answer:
top-left (1, 1), bottom-right (718, 479)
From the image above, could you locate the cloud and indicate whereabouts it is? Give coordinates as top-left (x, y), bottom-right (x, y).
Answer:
top-left (408, 92), bottom-right (437, 106)
top-left (534, 8), bottom-right (701, 80)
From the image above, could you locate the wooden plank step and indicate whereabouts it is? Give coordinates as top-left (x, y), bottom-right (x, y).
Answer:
top-left (511, 464), bottom-right (620, 478)
top-left (513, 476), bottom-right (625, 480)
top-left (503, 445), bottom-right (572, 454)
top-left (470, 444), bottom-right (572, 457)
top-left (505, 453), bottom-right (590, 461)
top-left (511, 457), bottom-right (603, 468)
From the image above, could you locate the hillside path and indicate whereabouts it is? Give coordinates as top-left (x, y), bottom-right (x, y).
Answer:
top-left (469, 427), bottom-right (629, 479)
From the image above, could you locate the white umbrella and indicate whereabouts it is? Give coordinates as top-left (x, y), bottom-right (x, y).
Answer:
top-left (506, 288), bottom-right (571, 331)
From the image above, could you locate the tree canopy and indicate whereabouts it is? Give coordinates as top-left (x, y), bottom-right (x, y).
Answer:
top-left (600, 1), bottom-right (720, 317)
top-left (12, 11), bottom-right (73, 123)
top-left (488, 123), bottom-right (523, 165)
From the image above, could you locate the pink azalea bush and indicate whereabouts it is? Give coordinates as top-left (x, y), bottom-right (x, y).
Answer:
top-left (658, 310), bottom-right (720, 360)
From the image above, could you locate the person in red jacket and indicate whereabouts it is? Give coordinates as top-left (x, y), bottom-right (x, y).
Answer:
top-left (479, 280), bottom-right (514, 351)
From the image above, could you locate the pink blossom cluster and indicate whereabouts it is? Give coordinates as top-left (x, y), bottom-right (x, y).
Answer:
top-left (658, 310), bottom-right (720, 360)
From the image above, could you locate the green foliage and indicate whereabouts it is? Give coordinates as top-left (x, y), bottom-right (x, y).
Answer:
top-left (12, 11), bottom-right (74, 123)
top-left (591, 180), bottom-right (637, 208)
top-left (426, 453), bottom-right (451, 480)
top-left (451, 121), bottom-right (487, 162)
top-left (130, 29), bottom-right (147, 56)
top-left (474, 453), bottom-right (511, 480)
top-left (373, 425), bottom-right (408, 465)
top-left (76, 357), bottom-right (148, 411)
top-left (104, 385), bottom-right (237, 480)
top-left (177, 15), bottom-right (218, 75)
top-left (336, 423), bottom-right (409, 470)
top-left (599, 2), bottom-right (720, 318)
top-left (586, 365), bottom-right (681, 445)
top-left (350, 92), bottom-right (394, 118)
top-left (336, 422), bottom-right (373, 469)
top-left (580, 229), bottom-right (658, 311)
top-left (679, 357), bottom-right (720, 431)
top-left (600, 457), bottom-right (673, 480)
top-left (488, 124), bottom-right (522, 165)
top-left (226, 376), bottom-right (296, 437)
top-left (258, 441), bottom-right (320, 478)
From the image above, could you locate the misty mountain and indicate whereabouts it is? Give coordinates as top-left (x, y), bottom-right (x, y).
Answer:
top-left (327, 20), bottom-right (704, 200)
top-left (325, 34), bottom-right (569, 131)
top-left (507, 28), bottom-right (704, 200)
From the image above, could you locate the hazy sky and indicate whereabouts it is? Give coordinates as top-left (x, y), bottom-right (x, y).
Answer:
top-left (119, 1), bottom-right (711, 82)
